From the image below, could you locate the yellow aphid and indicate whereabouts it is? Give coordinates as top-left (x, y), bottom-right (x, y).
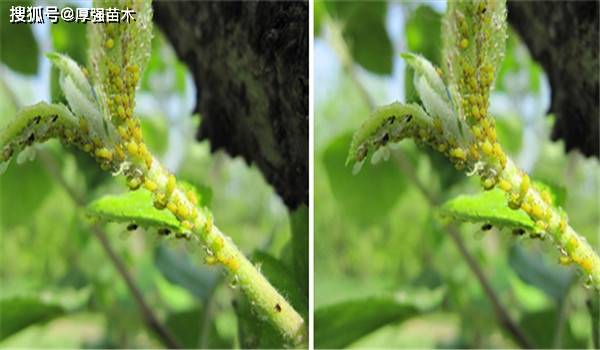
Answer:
top-left (580, 258), bottom-right (593, 272)
top-left (225, 258), bottom-right (240, 272)
top-left (133, 127), bottom-right (142, 142)
top-left (531, 204), bottom-right (544, 220)
top-left (437, 143), bottom-right (447, 153)
top-left (177, 204), bottom-right (190, 220)
top-left (469, 144), bottom-right (479, 159)
top-left (145, 155), bottom-right (153, 169)
top-left (508, 193), bottom-right (521, 209)
top-left (498, 179), bottom-right (512, 192)
top-left (535, 220), bottom-right (547, 231)
top-left (472, 126), bottom-right (482, 139)
top-left (568, 237), bottom-right (579, 251)
top-left (118, 126), bottom-right (128, 139)
top-left (211, 236), bottom-right (224, 251)
top-left (127, 141), bottom-right (139, 155)
top-left (460, 38), bottom-right (469, 49)
top-left (450, 147), bottom-right (466, 160)
top-left (95, 147), bottom-right (113, 161)
top-left (166, 174), bottom-right (176, 195)
top-left (117, 106), bottom-right (126, 119)
top-left (521, 202), bottom-right (531, 214)
top-left (128, 178), bottom-right (141, 192)
top-left (144, 179), bottom-right (158, 192)
top-left (105, 38), bottom-right (114, 49)
top-left (481, 140), bottom-right (493, 155)
top-left (541, 190), bottom-right (552, 205)
top-left (127, 118), bottom-right (137, 131)
top-left (182, 220), bottom-right (194, 231)
top-left (154, 193), bottom-right (167, 210)
top-left (559, 218), bottom-right (567, 232)
top-left (139, 143), bottom-right (148, 157)
top-left (114, 144), bottom-right (125, 160)
top-left (487, 127), bottom-right (496, 142)
top-left (520, 175), bottom-right (530, 194)
top-left (559, 255), bottom-right (572, 266)
top-left (186, 190), bottom-right (198, 206)
top-left (167, 201), bottom-right (177, 214)
top-left (492, 143), bottom-right (502, 157)
top-left (83, 143), bottom-right (92, 153)
top-left (204, 255), bottom-right (219, 265)
top-left (419, 129), bottom-right (428, 140)
top-left (482, 178), bottom-right (495, 190)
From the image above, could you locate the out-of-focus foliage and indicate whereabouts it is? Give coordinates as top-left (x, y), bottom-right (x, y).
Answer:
top-left (315, 1), bottom-right (599, 348)
top-left (0, 1), bottom-right (39, 75)
top-left (0, 9), bottom-right (300, 348)
top-left (322, 0), bottom-right (393, 75)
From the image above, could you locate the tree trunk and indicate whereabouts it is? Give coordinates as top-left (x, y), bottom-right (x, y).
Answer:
top-left (154, 1), bottom-right (308, 209)
top-left (508, 1), bottom-right (599, 158)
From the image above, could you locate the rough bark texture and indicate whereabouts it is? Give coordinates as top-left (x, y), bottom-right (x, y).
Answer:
top-left (508, 1), bottom-right (599, 158)
top-left (154, 2), bottom-right (308, 209)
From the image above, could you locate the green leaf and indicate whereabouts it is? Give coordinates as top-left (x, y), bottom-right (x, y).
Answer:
top-left (165, 307), bottom-right (231, 349)
top-left (315, 297), bottom-right (420, 348)
top-left (404, 5), bottom-right (442, 104)
top-left (326, 1), bottom-right (393, 75)
top-left (324, 131), bottom-right (406, 227)
top-left (509, 245), bottom-right (575, 302)
top-left (154, 245), bottom-right (220, 302)
top-left (0, 159), bottom-right (53, 230)
top-left (50, 21), bottom-right (87, 104)
top-left (314, 0), bottom-right (325, 36)
top-left (0, 1), bottom-right (38, 75)
top-left (0, 296), bottom-right (65, 341)
top-left (290, 205), bottom-right (308, 296)
top-left (519, 307), bottom-right (586, 349)
top-left (405, 6), bottom-right (442, 65)
top-left (87, 189), bottom-right (181, 231)
top-left (441, 188), bottom-right (536, 231)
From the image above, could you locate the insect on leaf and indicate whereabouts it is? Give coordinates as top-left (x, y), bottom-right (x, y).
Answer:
top-left (87, 188), bottom-right (183, 232)
top-left (441, 188), bottom-right (536, 231)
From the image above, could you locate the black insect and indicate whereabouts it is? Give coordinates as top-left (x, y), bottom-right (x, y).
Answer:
top-left (275, 303), bottom-right (282, 312)
top-left (158, 228), bottom-right (171, 236)
top-left (26, 133), bottom-right (35, 145)
top-left (512, 228), bottom-right (525, 236)
top-left (51, 114), bottom-right (59, 123)
top-left (33, 115), bottom-right (41, 125)
top-left (127, 223), bottom-right (138, 231)
top-left (405, 114), bottom-right (413, 122)
top-left (481, 223), bottom-right (493, 231)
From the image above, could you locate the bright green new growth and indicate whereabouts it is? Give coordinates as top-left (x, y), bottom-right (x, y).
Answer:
top-left (347, 0), bottom-right (600, 289)
top-left (0, 0), bottom-right (306, 345)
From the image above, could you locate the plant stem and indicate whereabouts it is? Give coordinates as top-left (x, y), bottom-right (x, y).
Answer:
top-left (38, 150), bottom-right (181, 349)
top-left (142, 156), bottom-right (307, 346)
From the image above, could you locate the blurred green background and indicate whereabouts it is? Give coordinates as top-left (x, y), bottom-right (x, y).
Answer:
top-left (0, 1), bottom-right (301, 348)
top-left (314, 1), bottom-right (599, 348)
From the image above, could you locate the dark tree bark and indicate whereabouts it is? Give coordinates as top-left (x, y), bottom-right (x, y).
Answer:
top-left (508, 1), bottom-right (599, 158)
top-left (154, 2), bottom-right (308, 209)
